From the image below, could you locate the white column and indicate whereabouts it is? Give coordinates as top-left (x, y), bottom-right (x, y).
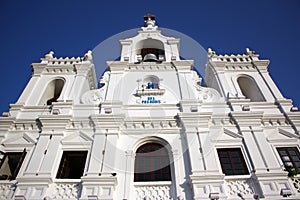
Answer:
top-left (86, 131), bottom-right (107, 176)
top-left (72, 76), bottom-right (89, 103)
top-left (39, 136), bottom-right (61, 176)
top-left (217, 72), bottom-right (234, 98)
top-left (249, 130), bottom-right (282, 171)
top-left (105, 72), bottom-right (124, 101)
top-left (242, 132), bottom-right (266, 171)
top-left (172, 149), bottom-right (184, 199)
top-left (123, 150), bottom-right (134, 200)
top-left (23, 135), bottom-right (50, 176)
top-left (178, 72), bottom-right (192, 99)
top-left (101, 134), bottom-right (118, 175)
top-left (184, 132), bottom-right (204, 173)
top-left (200, 132), bottom-right (219, 172)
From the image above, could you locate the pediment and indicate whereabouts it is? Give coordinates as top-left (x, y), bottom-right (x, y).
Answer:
top-left (278, 128), bottom-right (299, 139)
top-left (1, 132), bottom-right (37, 148)
top-left (211, 128), bottom-right (243, 143)
top-left (61, 131), bottom-right (93, 145)
top-left (224, 128), bottom-right (243, 138)
top-left (267, 128), bottom-right (299, 143)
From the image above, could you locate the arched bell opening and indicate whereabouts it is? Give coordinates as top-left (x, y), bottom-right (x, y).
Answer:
top-left (38, 78), bottom-right (65, 105)
top-left (237, 75), bottom-right (265, 102)
top-left (136, 39), bottom-right (165, 62)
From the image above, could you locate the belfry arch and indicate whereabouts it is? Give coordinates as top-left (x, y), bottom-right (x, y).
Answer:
top-left (136, 39), bottom-right (165, 61)
top-left (39, 78), bottom-right (65, 105)
top-left (237, 75), bottom-right (265, 102)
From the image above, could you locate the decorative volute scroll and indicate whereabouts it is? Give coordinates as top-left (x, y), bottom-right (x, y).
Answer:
top-left (191, 70), bottom-right (222, 102)
top-left (194, 83), bottom-right (222, 102)
top-left (80, 88), bottom-right (104, 104)
top-left (80, 71), bottom-right (109, 104)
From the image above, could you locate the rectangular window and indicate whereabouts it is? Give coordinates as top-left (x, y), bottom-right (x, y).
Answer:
top-left (277, 147), bottom-right (300, 174)
top-left (0, 149), bottom-right (26, 180)
top-left (56, 151), bottom-right (87, 179)
top-left (217, 148), bottom-right (249, 176)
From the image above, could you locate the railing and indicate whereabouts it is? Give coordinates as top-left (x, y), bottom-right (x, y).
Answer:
top-left (134, 181), bottom-right (172, 200)
top-left (291, 177), bottom-right (300, 194)
top-left (224, 176), bottom-right (256, 199)
top-left (0, 181), bottom-right (16, 200)
top-left (50, 180), bottom-right (82, 200)
top-left (136, 89), bottom-right (165, 97)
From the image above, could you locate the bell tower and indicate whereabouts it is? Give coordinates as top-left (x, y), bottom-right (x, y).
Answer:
top-left (204, 48), bottom-right (300, 200)
top-left (10, 50), bottom-right (97, 117)
top-left (205, 46), bottom-right (299, 135)
top-left (205, 48), bottom-right (287, 103)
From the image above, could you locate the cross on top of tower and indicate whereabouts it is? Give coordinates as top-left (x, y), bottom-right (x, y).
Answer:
top-left (144, 14), bottom-right (156, 27)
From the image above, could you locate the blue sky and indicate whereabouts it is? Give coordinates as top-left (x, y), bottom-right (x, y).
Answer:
top-left (0, 0), bottom-right (300, 114)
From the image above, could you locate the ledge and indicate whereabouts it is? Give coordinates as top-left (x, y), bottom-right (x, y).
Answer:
top-left (134, 181), bottom-right (171, 186)
top-left (136, 89), bottom-right (165, 96)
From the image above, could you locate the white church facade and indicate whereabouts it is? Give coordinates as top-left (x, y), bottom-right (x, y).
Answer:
top-left (0, 15), bottom-right (300, 200)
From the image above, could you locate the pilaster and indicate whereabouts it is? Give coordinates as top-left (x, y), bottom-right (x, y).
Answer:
top-left (80, 114), bottom-right (123, 200)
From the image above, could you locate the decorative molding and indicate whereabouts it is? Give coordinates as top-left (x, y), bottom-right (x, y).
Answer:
top-left (122, 119), bottom-right (179, 131)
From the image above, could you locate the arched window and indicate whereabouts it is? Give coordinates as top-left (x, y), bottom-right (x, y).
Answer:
top-left (134, 143), bottom-right (171, 182)
top-left (237, 76), bottom-right (265, 102)
top-left (142, 75), bottom-right (160, 89)
top-left (39, 79), bottom-right (65, 105)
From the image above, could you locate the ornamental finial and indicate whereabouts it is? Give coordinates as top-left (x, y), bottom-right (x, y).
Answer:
top-left (45, 51), bottom-right (54, 60)
top-left (83, 50), bottom-right (93, 61)
top-left (246, 48), bottom-right (255, 56)
top-left (208, 48), bottom-right (216, 57)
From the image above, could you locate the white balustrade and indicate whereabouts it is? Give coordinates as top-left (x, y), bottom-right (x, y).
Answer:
top-left (134, 181), bottom-right (172, 200)
top-left (51, 180), bottom-right (81, 200)
top-left (225, 176), bottom-right (255, 198)
top-left (0, 182), bottom-right (16, 200)
top-left (291, 177), bottom-right (300, 194)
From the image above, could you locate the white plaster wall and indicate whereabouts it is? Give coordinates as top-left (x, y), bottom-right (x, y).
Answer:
top-left (1, 22), bottom-right (300, 200)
